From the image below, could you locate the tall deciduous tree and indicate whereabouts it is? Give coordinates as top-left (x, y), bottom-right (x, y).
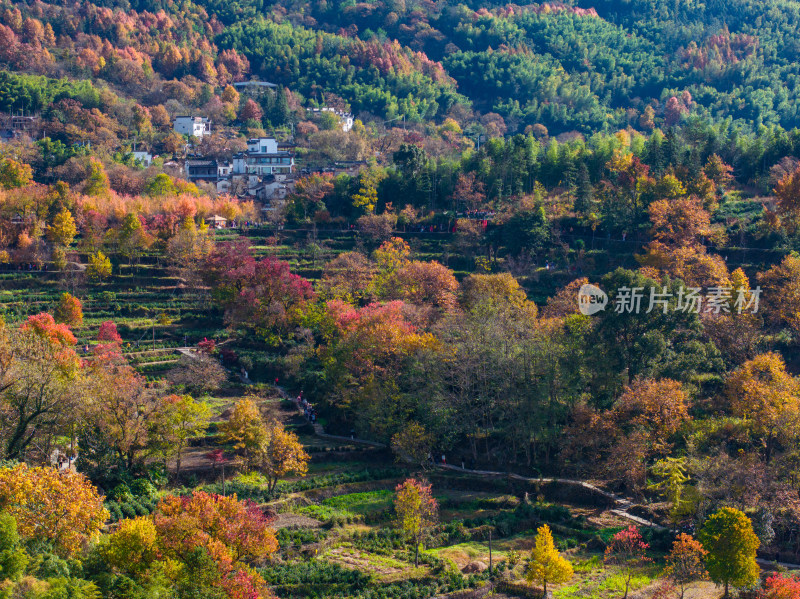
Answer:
top-left (604, 526), bottom-right (651, 599)
top-left (391, 422), bottom-right (433, 468)
top-left (774, 164), bottom-right (800, 231)
top-left (157, 394), bottom-right (210, 478)
top-left (203, 242), bottom-right (314, 343)
top-left (99, 516), bottom-right (159, 579)
top-left (0, 316), bottom-right (79, 460)
top-left (758, 255), bottom-right (800, 335)
top-left (218, 397), bottom-right (268, 467)
top-left (394, 478), bottom-right (437, 567)
top-left (47, 208), bottom-right (77, 247)
top-left (87, 251), bottom-right (112, 281)
top-left (725, 352), bottom-right (800, 463)
top-left (83, 360), bottom-right (163, 471)
top-left (0, 463), bottom-right (107, 557)
top-left (54, 292), bottom-right (83, 327)
top-left (698, 508), bottom-right (759, 598)
top-left (526, 524), bottom-right (573, 595)
top-left (155, 491), bottom-right (277, 597)
top-left (256, 420), bottom-right (309, 492)
top-left (0, 157), bottom-right (31, 190)
top-left (665, 533), bottom-right (708, 599)
top-left (83, 157), bottom-right (110, 197)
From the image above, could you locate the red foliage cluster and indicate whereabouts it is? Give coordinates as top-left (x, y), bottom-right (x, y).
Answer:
top-left (203, 241), bottom-right (314, 340)
top-left (21, 313), bottom-right (76, 347)
top-left (762, 573), bottom-right (800, 599)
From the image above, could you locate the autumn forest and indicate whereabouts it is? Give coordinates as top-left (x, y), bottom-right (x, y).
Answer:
top-left (2, 0), bottom-right (800, 598)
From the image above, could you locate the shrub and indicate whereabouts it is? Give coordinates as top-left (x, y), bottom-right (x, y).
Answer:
top-left (108, 484), bottom-right (133, 503)
top-left (118, 503), bottom-right (137, 519)
top-left (129, 500), bottom-right (148, 516)
top-left (129, 479), bottom-right (157, 500)
top-left (106, 503), bottom-right (123, 523)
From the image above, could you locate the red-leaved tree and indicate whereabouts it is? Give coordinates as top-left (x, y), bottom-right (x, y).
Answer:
top-left (604, 526), bottom-right (651, 599)
top-left (762, 573), bottom-right (800, 599)
top-left (203, 242), bottom-right (314, 343)
top-left (155, 491), bottom-right (277, 598)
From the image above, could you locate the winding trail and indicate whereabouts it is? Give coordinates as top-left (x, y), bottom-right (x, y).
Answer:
top-left (272, 384), bottom-right (800, 568)
top-left (275, 383), bottom-right (664, 530)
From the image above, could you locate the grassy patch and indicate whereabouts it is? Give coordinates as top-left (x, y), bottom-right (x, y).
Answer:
top-left (296, 504), bottom-right (347, 522)
top-left (324, 546), bottom-right (429, 583)
top-left (322, 490), bottom-right (394, 517)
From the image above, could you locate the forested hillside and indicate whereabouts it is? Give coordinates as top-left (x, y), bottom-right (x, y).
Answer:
top-left (4, 0), bottom-right (800, 132)
top-left (4, 0), bottom-right (800, 598)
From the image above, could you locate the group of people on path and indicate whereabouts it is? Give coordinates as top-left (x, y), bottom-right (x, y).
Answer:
top-left (295, 392), bottom-right (317, 424)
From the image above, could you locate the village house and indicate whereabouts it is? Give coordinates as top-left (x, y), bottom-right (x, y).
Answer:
top-left (233, 137), bottom-right (295, 177)
top-left (173, 116), bottom-right (211, 138)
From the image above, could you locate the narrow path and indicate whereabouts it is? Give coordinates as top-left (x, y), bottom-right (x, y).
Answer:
top-left (437, 464), bottom-right (665, 531)
top-left (252, 383), bottom-right (800, 568)
top-left (275, 383), bottom-right (665, 530)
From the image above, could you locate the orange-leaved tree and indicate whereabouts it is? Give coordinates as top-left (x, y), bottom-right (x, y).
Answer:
top-left (0, 463), bottom-right (108, 557)
top-left (664, 533), bottom-right (708, 599)
top-left (0, 314), bottom-right (80, 459)
top-left (155, 491), bottom-right (277, 597)
top-left (256, 419), bottom-right (310, 493)
top-left (54, 292), bottom-right (83, 327)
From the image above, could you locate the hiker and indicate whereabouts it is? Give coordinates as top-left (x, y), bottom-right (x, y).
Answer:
top-left (441, 454), bottom-right (446, 465)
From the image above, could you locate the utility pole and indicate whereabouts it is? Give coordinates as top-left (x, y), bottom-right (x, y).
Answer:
top-left (152, 320), bottom-right (155, 350)
top-left (488, 529), bottom-right (493, 575)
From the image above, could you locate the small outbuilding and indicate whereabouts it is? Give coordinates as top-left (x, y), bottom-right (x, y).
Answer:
top-left (205, 215), bottom-right (228, 229)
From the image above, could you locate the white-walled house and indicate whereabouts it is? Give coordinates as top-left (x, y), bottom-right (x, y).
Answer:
top-left (173, 116), bottom-right (211, 138)
top-left (232, 137), bottom-right (294, 176)
top-left (132, 151), bottom-right (153, 166)
top-left (306, 107), bottom-right (354, 132)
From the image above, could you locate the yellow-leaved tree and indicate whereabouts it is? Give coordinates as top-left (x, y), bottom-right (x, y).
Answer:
top-left (391, 421), bottom-right (433, 468)
top-left (257, 419), bottom-right (310, 492)
top-left (47, 208), bottom-right (77, 247)
top-left (0, 464), bottom-right (108, 557)
top-left (87, 251), bottom-right (112, 281)
top-left (98, 516), bottom-right (159, 579)
top-left (394, 478), bottom-right (438, 567)
top-left (218, 397), bottom-right (268, 468)
top-left (725, 352), bottom-right (800, 463)
top-left (526, 524), bottom-right (573, 595)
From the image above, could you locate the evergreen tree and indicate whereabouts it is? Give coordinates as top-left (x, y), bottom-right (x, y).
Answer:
top-left (563, 159), bottom-right (577, 205)
top-left (272, 87), bottom-right (290, 127)
top-left (664, 128), bottom-right (680, 170)
top-left (574, 163), bottom-right (593, 214)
